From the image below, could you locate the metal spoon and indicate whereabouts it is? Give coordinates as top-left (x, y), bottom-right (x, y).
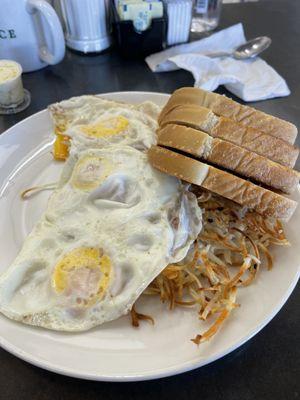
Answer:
top-left (205, 36), bottom-right (272, 60)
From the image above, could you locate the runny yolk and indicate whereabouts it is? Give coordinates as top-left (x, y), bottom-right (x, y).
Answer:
top-left (79, 116), bottom-right (129, 138)
top-left (52, 247), bottom-right (111, 307)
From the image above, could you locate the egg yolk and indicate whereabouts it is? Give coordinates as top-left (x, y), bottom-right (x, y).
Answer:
top-left (79, 116), bottom-right (129, 138)
top-left (71, 155), bottom-right (111, 191)
top-left (53, 131), bottom-right (70, 161)
top-left (52, 247), bottom-right (111, 307)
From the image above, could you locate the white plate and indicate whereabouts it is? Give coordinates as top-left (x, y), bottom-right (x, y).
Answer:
top-left (0, 91), bottom-right (299, 382)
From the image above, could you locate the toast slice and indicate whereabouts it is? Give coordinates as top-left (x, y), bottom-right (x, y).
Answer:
top-left (160, 104), bottom-right (299, 168)
top-left (157, 124), bottom-right (299, 194)
top-left (159, 87), bottom-right (297, 144)
top-left (148, 146), bottom-right (298, 220)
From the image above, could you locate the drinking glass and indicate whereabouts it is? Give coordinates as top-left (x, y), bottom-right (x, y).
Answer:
top-left (191, 0), bottom-right (222, 33)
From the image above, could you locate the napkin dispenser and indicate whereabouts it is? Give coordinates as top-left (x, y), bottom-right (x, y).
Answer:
top-left (112, 1), bottom-right (167, 58)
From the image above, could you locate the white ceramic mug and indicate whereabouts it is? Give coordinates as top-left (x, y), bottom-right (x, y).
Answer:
top-left (0, 0), bottom-right (65, 72)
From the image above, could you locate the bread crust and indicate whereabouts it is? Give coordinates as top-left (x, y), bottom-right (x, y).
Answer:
top-left (212, 117), bottom-right (299, 168)
top-left (157, 124), bottom-right (299, 194)
top-left (160, 87), bottom-right (297, 144)
top-left (148, 145), bottom-right (298, 220)
top-left (160, 105), bottom-right (299, 168)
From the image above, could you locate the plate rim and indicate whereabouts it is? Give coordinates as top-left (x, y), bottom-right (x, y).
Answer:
top-left (0, 269), bottom-right (298, 382)
top-left (0, 91), bottom-right (299, 382)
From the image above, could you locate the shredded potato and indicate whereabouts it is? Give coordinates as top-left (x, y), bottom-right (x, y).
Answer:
top-left (20, 183), bottom-right (57, 199)
top-left (130, 305), bottom-right (155, 327)
top-left (132, 188), bottom-right (289, 345)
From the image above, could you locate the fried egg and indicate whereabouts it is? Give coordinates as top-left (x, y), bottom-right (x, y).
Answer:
top-left (0, 146), bottom-right (201, 331)
top-left (49, 96), bottom-right (161, 154)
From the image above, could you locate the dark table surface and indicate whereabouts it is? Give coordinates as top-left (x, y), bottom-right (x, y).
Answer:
top-left (1, 0), bottom-right (299, 399)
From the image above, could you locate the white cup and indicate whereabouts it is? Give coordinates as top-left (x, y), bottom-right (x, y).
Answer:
top-left (0, 60), bottom-right (24, 107)
top-left (0, 0), bottom-right (65, 72)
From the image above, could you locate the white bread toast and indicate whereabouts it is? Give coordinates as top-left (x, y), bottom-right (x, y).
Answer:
top-left (148, 145), bottom-right (298, 220)
top-left (160, 104), bottom-right (299, 168)
top-left (157, 124), bottom-right (299, 194)
top-left (159, 87), bottom-right (297, 144)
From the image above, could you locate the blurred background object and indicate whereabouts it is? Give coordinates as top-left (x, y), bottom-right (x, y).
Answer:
top-left (191, 0), bottom-right (223, 32)
top-left (204, 35), bottom-right (272, 59)
top-left (0, 0), bottom-right (65, 72)
top-left (49, 0), bottom-right (66, 30)
top-left (0, 60), bottom-right (31, 114)
top-left (0, 59), bottom-right (31, 115)
top-left (0, 60), bottom-right (24, 108)
top-left (145, 23), bottom-right (287, 103)
top-left (112, 0), bottom-right (167, 58)
top-left (165, 0), bottom-right (193, 46)
top-left (223, 0), bottom-right (259, 2)
top-left (116, 0), bottom-right (164, 32)
top-left (57, 0), bottom-right (111, 53)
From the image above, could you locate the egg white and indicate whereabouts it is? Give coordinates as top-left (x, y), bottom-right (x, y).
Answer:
top-left (0, 146), bottom-right (202, 331)
top-left (49, 96), bottom-right (161, 152)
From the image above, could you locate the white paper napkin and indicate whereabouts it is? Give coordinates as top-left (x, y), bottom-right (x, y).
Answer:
top-left (145, 23), bottom-right (290, 102)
